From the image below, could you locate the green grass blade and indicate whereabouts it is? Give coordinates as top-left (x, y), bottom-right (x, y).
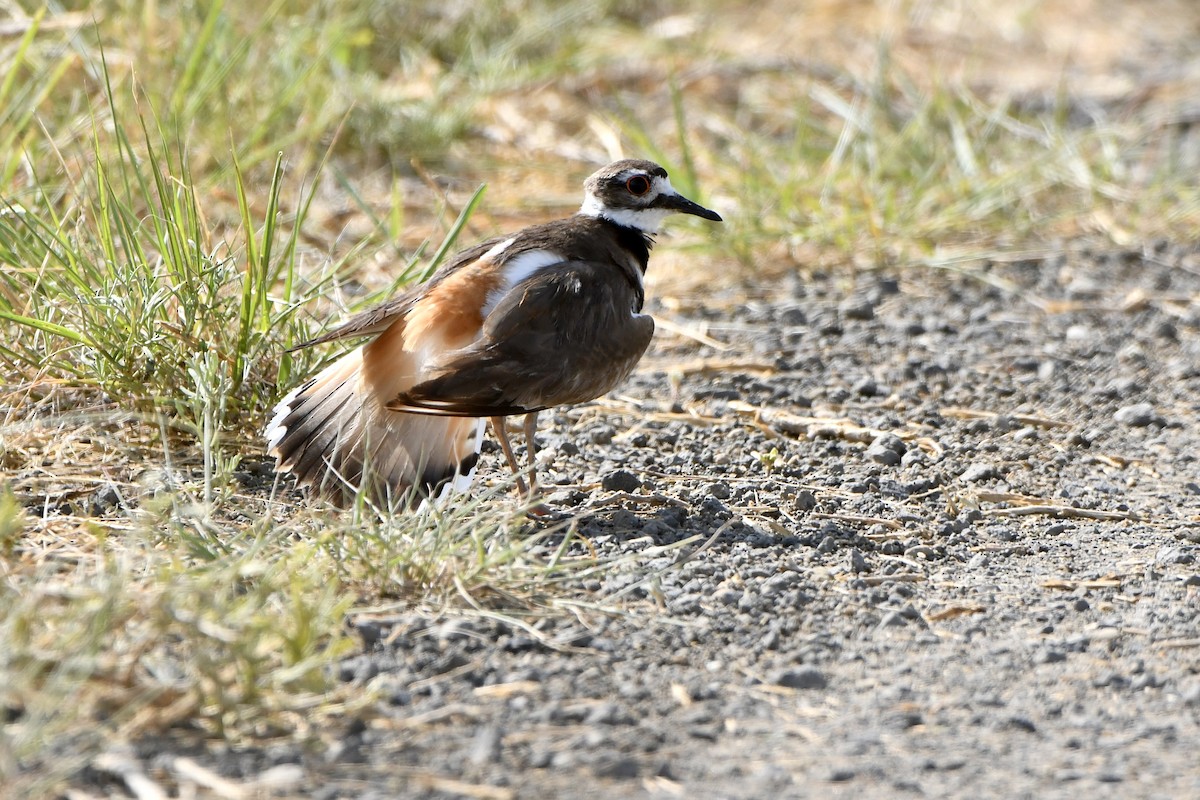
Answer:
top-left (417, 183), bottom-right (487, 283)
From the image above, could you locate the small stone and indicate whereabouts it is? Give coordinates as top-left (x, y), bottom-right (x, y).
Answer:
top-left (960, 463), bottom-right (1001, 483)
top-left (991, 415), bottom-right (1015, 433)
top-left (529, 747), bottom-right (553, 769)
top-left (847, 548), bottom-right (870, 574)
top-left (794, 490), bottom-right (817, 511)
top-left (773, 667), bottom-right (828, 690)
top-left (816, 312), bottom-right (843, 335)
top-left (467, 725), bottom-right (503, 765)
top-left (89, 482), bottom-right (123, 516)
top-left (1131, 674), bottom-right (1161, 690)
top-left (1006, 716), bottom-right (1037, 733)
top-left (779, 305), bottom-right (807, 325)
top-left (601, 469), bottom-right (641, 492)
top-left (589, 425), bottom-right (616, 444)
top-left (852, 376), bottom-right (879, 397)
top-left (546, 489), bottom-right (587, 506)
top-left (715, 589), bottom-right (743, 606)
top-left (839, 296), bottom-right (875, 321)
top-left (591, 755), bottom-right (640, 779)
top-left (1039, 649), bottom-right (1067, 664)
top-left (694, 387), bottom-right (740, 401)
top-left (1113, 402), bottom-right (1164, 427)
top-left (706, 482), bottom-right (732, 500)
top-left (1013, 427), bottom-right (1039, 442)
top-left (585, 702), bottom-right (629, 725)
top-left (866, 433), bottom-right (906, 465)
top-left (1093, 672), bottom-right (1129, 689)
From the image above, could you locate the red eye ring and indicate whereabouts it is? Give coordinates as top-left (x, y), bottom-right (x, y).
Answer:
top-left (626, 175), bottom-right (651, 196)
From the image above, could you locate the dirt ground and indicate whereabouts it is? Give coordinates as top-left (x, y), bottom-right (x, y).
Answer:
top-left (38, 1), bottom-right (1200, 796)
top-left (73, 241), bottom-right (1200, 798)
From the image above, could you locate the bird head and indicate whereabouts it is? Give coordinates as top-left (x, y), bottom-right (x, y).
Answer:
top-left (580, 159), bottom-right (722, 233)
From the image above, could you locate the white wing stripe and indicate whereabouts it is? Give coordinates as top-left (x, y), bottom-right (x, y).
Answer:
top-left (481, 249), bottom-right (564, 317)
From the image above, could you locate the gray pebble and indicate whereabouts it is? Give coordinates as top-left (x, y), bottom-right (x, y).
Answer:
top-left (715, 589), bottom-right (743, 606)
top-left (839, 296), bottom-right (875, 321)
top-left (794, 490), bottom-right (817, 511)
top-left (866, 433), bottom-right (906, 465)
top-left (89, 482), bottom-right (123, 515)
top-left (601, 469), bottom-right (641, 492)
top-left (585, 702), bottom-right (630, 725)
top-left (1012, 427), bottom-right (1039, 442)
top-left (772, 666), bottom-right (828, 690)
top-left (847, 548), bottom-right (870, 573)
top-left (591, 755), bottom-right (639, 779)
top-left (853, 376), bottom-right (880, 397)
top-left (545, 488), bottom-right (586, 506)
top-left (1005, 716), bottom-right (1037, 733)
top-left (468, 725), bottom-right (503, 765)
top-left (706, 482), bottom-right (731, 500)
top-left (1113, 402), bottom-right (1164, 427)
top-left (779, 305), bottom-right (807, 325)
top-left (1039, 649), bottom-right (1067, 664)
top-left (528, 747), bottom-right (553, 769)
top-left (960, 462), bottom-right (1001, 482)
top-left (589, 425), bottom-right (616, 444)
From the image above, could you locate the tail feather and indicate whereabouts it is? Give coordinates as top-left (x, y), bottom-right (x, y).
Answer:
top-left (269, 354), bottom-right (360, 477)
top-left (265, 345), bottom-right (481, 507)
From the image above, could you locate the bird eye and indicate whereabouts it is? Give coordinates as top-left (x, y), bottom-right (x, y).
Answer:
top-left (626, 175), bottom-right (651, 196)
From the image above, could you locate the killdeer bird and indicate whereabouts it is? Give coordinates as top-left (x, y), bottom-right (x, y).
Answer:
top-left (266, 159), bottom-right (722, 507)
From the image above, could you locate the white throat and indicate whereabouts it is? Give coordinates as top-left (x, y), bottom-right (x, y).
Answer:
top-left (579, 174), bottom-right (677, 233)
top-left (580, 200), bottom-right (671, 232)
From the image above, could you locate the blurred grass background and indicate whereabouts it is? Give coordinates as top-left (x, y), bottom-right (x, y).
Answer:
top-left (3, 0), bottom-right (1200, 795)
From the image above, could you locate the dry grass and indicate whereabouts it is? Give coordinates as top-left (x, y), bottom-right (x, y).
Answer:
top-left (3, 0), bottom-right (1200, 794)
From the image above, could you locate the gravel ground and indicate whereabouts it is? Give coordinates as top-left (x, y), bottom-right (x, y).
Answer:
top-left (84, 243), bottom-right (1200, 798)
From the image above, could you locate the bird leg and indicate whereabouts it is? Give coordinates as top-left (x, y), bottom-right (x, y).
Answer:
top-left (489, 413), bottom-right (545, 506)
top-left (522, 411), bottom-right (540, 495)
top-left (490, 416), bottom-right (530, 499)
